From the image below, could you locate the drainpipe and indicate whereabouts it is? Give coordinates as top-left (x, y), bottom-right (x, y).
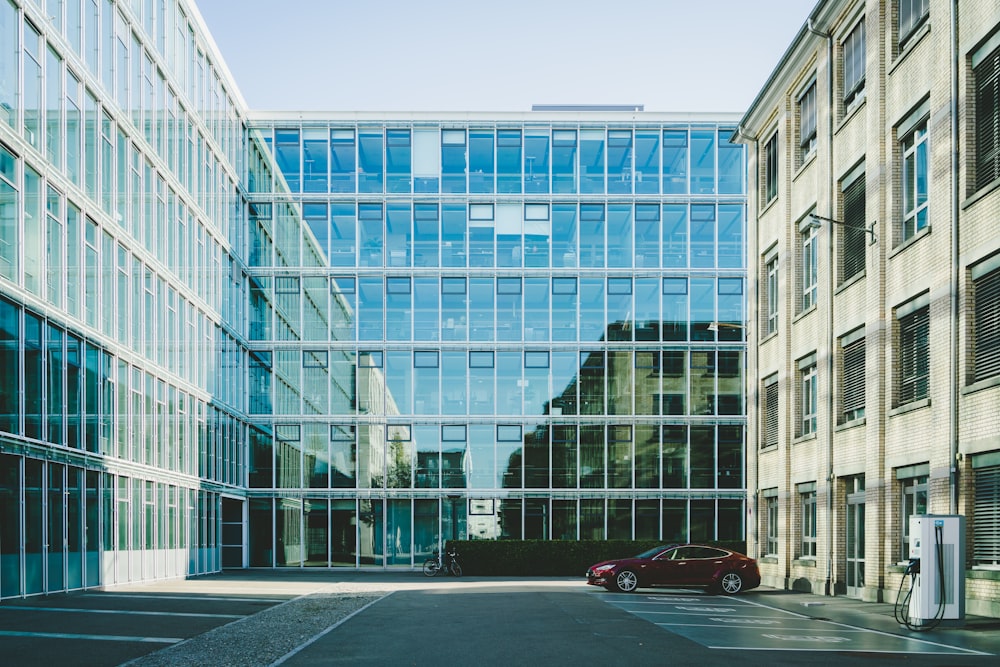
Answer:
top-left (949, 0), bottom-right (960, 515)
top-left (806, 16), bottom-right (836, 597)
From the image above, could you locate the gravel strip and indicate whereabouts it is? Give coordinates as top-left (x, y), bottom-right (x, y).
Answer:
top-left (123, 587), bottom-right (387, 667)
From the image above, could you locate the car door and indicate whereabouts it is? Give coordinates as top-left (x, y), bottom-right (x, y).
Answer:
top-left (683, 547), bottom-right (728, 585)
top-left (644, 547), bottom-right (686, 586)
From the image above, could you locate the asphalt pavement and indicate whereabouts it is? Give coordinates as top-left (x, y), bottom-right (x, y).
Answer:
top-left (0, 571), bottom-right (997, 666)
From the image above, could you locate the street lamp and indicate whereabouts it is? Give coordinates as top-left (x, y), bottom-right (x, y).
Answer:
top-left (809, 213), bottom-right (878, 245)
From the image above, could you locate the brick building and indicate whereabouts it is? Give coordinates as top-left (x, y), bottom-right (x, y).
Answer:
top-left (738, 0), bottom-right (1000, 617)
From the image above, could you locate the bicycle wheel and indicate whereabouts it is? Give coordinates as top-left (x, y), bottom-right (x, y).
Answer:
top-left (423, 559), bottom-right (440, 577)
top-left (449, 561), bottom-right (463, 577)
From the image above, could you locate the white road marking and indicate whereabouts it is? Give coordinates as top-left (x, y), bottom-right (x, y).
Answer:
top-left (0, 605), bottom-right (244, 619)
top-left (0, 629), bottom-right (180, 643)
top-left (83, 593), bottom-right (287, 603)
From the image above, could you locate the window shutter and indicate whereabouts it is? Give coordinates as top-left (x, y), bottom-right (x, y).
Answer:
top-left (764, 380), bottom-right (779, 447)
top-left (974, 267), bottom-right (1000, 381)
top-left (899, 306), bottom-right (929, 403)
top-left (975, 44), bottom-right (1000, 191)
top-left (842, 176), bottom-right (866, 281)
top-left (974, 465), bottom-right (1000, 565)
top-left (842, 337), bottom-right (865, 417)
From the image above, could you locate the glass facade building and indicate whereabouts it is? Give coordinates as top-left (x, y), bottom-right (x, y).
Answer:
top-left (0, 0), bottom-right (746, 594)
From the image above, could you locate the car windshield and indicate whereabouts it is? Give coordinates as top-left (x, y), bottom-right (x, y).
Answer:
top-left (635, 545), bottom-right (672, 559)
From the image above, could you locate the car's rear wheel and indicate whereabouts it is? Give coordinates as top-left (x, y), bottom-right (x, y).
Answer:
top-left (614, 569), bottom-right (639, 593)
top-left (718, 572), bottom-right (743, 595)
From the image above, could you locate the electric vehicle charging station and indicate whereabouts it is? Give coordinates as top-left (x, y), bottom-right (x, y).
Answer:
top-left (900, 514), bottom-right (966, 629)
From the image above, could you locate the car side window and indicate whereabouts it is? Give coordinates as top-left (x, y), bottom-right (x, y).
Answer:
top-left (656, 548), bottom-right (677, 560)
top-left (694, 547), bottom-right (726, 559)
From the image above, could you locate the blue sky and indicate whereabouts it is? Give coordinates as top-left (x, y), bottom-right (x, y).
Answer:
top-left (195, 0), bottom-right (813, 113)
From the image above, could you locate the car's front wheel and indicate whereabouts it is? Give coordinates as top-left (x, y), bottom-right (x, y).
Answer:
top-left (614, 569), bottom-right (639, 593)
top-left (718, 572), bottom-right (743, 595)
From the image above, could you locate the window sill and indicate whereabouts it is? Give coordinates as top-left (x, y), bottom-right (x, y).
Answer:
top-left (793, 432), bottom-right (817, 445)
top-left (890, 398), bottom-right (931, 417)
top-left (835, 416), bottom-right (866, 432)
top-left (963, 374), bottom-right (1000, 396)
top-left (795, 557), bottom-right (817, 567)
top-left (761, 556), bottom-right (779, 564)
top-left (793, 151), bottom-right (818, 181)
top-left (760, 330), bottom-right (779, 345)
top-left (760, 195), bottom-right (779, 217)
top-left (837, 95), bottom-right (867, 132)
top-left (793, 304), bottom-right (817, 323)
top-left (890, 22), bottom-right (931, 75)
top-left (759, 444), bottom-right (779, 454)
top-left (835, 270), bottom-right (866, 295)
top-left (889, 225), bottom-right (931, 259)
top-left (963, 176), bottom-right (1000, 210)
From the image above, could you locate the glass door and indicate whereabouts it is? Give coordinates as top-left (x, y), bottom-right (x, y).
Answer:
top-left (845, 476), bottom-right (866, 598)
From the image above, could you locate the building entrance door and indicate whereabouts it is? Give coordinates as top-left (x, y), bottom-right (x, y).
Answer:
top-left (221, 497), bottom-right (244, 568)
top-left (845, 476), bottom-right (866, 598)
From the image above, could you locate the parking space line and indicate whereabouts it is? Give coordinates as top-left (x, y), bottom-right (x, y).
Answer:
top-left (0, 605), bottom-right (244, 619)
top-left (731, 597), bottom-right (992, 656)
top-left (0, 629), bottom-right (181, 643)
top-left (84, 593), bottom-right (288, 603)
top-left (656, 623), bottom-right (867, 631)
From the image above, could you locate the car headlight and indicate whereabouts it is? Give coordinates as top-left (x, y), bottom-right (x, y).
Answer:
top-left (591, 564), bottom-right (616, 573)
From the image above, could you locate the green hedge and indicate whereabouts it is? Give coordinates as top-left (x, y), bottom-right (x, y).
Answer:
top-left (445, 540), bottom-right (748, 577)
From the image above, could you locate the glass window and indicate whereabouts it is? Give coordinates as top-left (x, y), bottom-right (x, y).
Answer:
top-left (763, 254), bottom-right (778, 336)
top-left (690, 130), bottom-right (715, 194)
top-left (800, 222), bottom-right (818, 311)
top-left (302, 128), bottom-right (329, 193)
top-left (662, 129), bottom-right (688, 194)
top-left (552, 129), bottom-right (577, 194)
top-left (798, 82), bottom-right (817, 164)
top-left (330, 129), bottom-right (356, 193)
top-left (800, 487), bottom-right (817, 558)
top-left (469, 130), bottom-right (494, 194)
top-left (763, 132), bottom-right (778, 204)
top-left (607, 130), bottom-right (632, 194)
top-left (900, 475), bottom-right (927, 560)
top-left (843, 19), bottom-right (866, 110)
top-left (798, 358), bottom-right (817, 436)
top-left (764, 492), bottom-right (779, 556)
top-left (898, 0), bottom-right (929, 48)
top-left (580, 130), bottom-right (605, 194)
top-left (497, 129), bottom-right (521, 194)
top-left (900, 119), bottom-right (929, 242)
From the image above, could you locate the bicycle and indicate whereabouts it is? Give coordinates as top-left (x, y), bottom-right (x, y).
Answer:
top-left (422, 548), bottom-right (462, 577)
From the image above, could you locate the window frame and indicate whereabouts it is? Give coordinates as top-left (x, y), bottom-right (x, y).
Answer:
top-left (800, 221), bottom-right (818, 312)
top-left (900, 117), bottom-right (929, 243)
top-left (900, 474), bottom-right (928, 561)
top-left (898, 0), bottom-right (929, 50)
top-left (764, 252), bottom-right (778, 336)
top-left (973, 36), bottom-right (1000, 192)
top-left (799, 486), bottom-right (817, 559)
top-left (896, 298), bottom-right (930, 405)
top-left (798, 357), bottom-right (817, 437)
top-left (763, 132), bottom-right (779, 204)
top-left (762, 374), bottom-right (779, 448)
top-left (764, 492), bottom-right (779, 557)
top-left (839, 328), bottom-right (866, 424)
top-left (842, 17), bottom-right (866, 112)
top-left (840, 165), bottom-right (866, 283)
top-left (797, 81), bottom-right (818, 165)
top-left (972, 259), bottom-right (1000, 383)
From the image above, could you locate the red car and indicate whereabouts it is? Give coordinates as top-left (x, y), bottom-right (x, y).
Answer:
top-left (586, 544), bottom-right (761, 594)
